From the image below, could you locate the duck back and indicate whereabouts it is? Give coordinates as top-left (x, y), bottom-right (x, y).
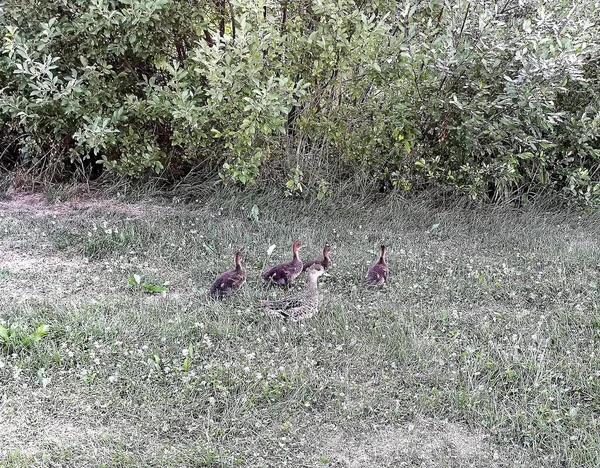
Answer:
top-left (366, 263), bottom-right (388, 286)
top-left (262, 259), bottom-right (302, 285)
top-left (210, 252), bottom-right (246, 298)
top-left (262, 240), bottom-right (303, 285)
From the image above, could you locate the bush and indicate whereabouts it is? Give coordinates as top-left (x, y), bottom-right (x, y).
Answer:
top-left (0, 0), bottom-right (599, 204)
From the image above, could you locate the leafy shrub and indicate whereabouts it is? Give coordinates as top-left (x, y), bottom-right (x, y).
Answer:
top-left (0, 0), bottom-right (599, 204)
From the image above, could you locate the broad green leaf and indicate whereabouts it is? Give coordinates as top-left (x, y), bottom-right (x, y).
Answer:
top-left (0, 325), bottom-right (8, 342)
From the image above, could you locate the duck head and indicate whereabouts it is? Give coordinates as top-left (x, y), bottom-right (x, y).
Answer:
top-left (307, 263), bottom-right (330, 278)
top-left (292, 240), bottom-right (303, 253)
top-left (323, 244), bottom-right (332, 257)
top-left (235, 251), bottom-right (243, 267)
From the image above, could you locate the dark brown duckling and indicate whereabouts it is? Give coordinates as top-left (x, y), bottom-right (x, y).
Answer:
top-left (366, 245), bottom-right (389, 287)
top-left (210, 251), bottom-right (246, 298)
top-left (303, 244), bottom-right (332, 272)
top-left (262, 240), bottom-right (303, 286)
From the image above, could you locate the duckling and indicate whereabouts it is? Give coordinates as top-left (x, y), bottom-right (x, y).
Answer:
top-left (366, 245), bottom-right (389, 287)
top-left (302, 244), bottom-right (332, 272)
top-left (261, 264), bottom-right (329, 322)
top-left (262, 240), bottom-right (303, 286)
top-left (209, 251), bottom-right (246, 298)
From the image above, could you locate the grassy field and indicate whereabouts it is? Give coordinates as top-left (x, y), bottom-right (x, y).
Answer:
top-left (1, 190), bottom-right (599, 467)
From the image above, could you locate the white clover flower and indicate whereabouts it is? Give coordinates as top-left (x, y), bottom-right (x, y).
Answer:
top-left (41, 376), bottom-right (51, 389)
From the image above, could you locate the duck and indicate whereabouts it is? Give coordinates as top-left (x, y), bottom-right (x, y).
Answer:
top-left (261, 264), bottom-right (328, 322)
top-left (366, 245), bottom-right (389, 287)
top-left (302, 244), bottom-right (332, 272)
top-left (209, 251), bottom-right (246, 298)
top-left (262, 240), bottom-right (303, 286)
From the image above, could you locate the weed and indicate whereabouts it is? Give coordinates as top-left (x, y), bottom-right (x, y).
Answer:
top-left (127, 274), bottom-right (168, 294)
top-left (0, 323), bottom-right (50, 353)
top-left (85, 224), bottom-right (137, 260)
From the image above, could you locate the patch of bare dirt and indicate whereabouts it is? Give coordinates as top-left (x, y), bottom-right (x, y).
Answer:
top-left (323, 418), bottom-right (535, 467)
top-left (0, 191), bottom-right (173, 217)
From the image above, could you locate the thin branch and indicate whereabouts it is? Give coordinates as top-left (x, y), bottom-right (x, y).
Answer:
top-left (227, 1), bottom-right (236, 42)
top-left (204, 29), bottom-right (215, 47)
top-left (218, 0), bottom-right (225, 38)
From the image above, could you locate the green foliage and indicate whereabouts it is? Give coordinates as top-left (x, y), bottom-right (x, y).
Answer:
top-left (127, 274), bottom-right (168, 294)
top-left (284, 166), bottom-right (304, 197)
top-left (316, 179), bottom-right (332, 201)
top-left (0, 323), bottom-right (50, 353)
top-left (1, 0), bottom-right (599, 204)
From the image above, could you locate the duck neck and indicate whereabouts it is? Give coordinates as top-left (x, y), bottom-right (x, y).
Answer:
top-left (378, 249), bottom-right (386, 265)
top-left (306, 275), bottom-right (319, 292)
top-left (293, 248), bottom-right (301, 264)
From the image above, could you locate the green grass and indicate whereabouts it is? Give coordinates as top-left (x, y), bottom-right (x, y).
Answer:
top-left (1, 191), bottom-right (600, 466)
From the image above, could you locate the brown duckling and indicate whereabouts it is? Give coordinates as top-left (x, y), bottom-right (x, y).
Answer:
top-left (262, 240), bottom-right (303, 286)
top-left (366, 245), bottom-right (389, 287)
top-left (209, 251), bottom-right (246, 298)
top-left (302, 244), bottom-right (332, 272)
top-left (262, 264), bottom-right (329, 322)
